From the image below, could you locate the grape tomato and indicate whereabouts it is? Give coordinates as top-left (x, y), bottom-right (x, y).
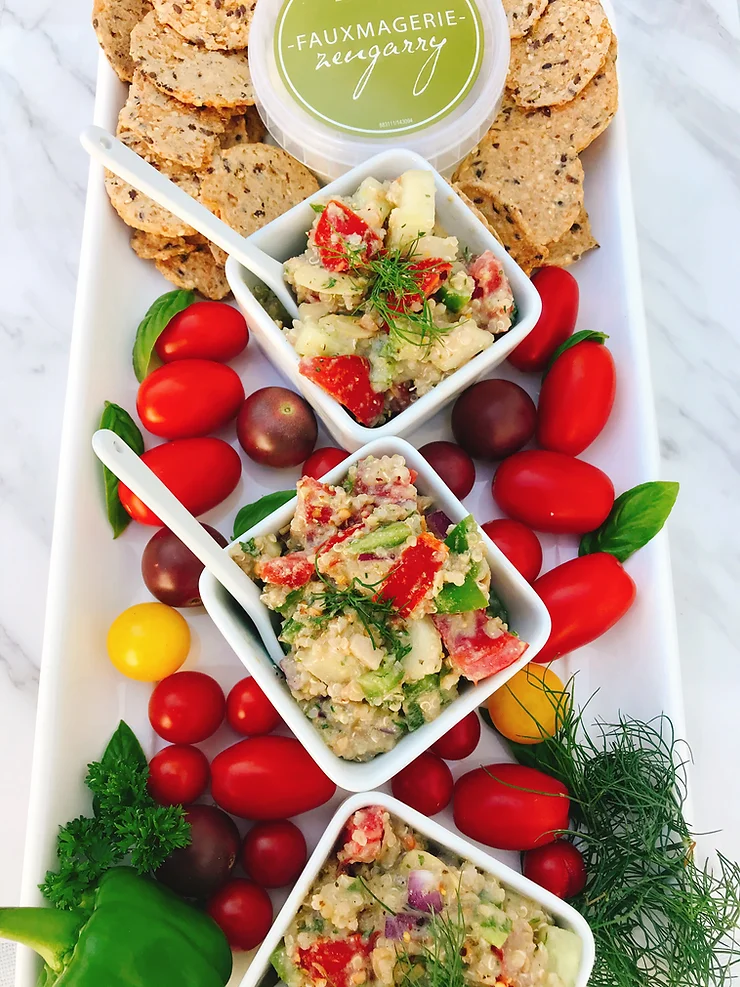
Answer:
top-left (155, 301), bottom-right (249, 363)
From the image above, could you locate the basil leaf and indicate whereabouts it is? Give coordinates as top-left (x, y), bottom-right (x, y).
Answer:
top-left (543, 330), bottom-right (609, 377)
top-left (579, 481), bottom-right (679, 563)
top-left (99, 402), bottom-right (144, 538)
top-left (310, 203), bottom-right (325, 213)
top-left (132, 289), bottom-right (194, 382)
top-left (232, 490), bottom-right (295, 540)
top-left (100, 721), bottom-right (147, 772)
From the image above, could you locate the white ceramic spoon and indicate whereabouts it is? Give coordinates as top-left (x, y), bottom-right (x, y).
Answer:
top-left (80, 124), bottom-right (300, 320)
top-left (92, 428), bottom-right (286, 665)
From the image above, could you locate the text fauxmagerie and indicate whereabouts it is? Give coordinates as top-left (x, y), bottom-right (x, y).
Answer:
top-left (288, 10), bottom-right (467, 100)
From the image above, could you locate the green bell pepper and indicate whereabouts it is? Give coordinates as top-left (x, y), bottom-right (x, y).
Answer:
top-left (436, 515), bottom-right (489, 613)
top-left (0, 868), bottom-right (232, 987)
top-left (346, 522), bottom-right (412, 554)
top-left (359, 659), bottom-right (405, 700)
top-left (444, 514), bottom-right (478, 553)
top-left (437, 283), bottom-right (472, 314)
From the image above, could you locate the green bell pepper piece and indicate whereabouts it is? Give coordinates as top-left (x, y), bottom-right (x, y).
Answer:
top-left (359, 660), bottom-right (405, 700)
top-left (436, 565), bottom-right (489, 613)
top-left (347, 522), bottom-right (412, 554)
top-left (0, 868), bottom-right (232, 987)
top-left (444, 514), bottom-right (478, 554)
top-left (437, 284), bottom-right (472, 314)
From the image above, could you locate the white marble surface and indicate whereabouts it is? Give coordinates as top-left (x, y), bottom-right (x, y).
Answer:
top-left (0, 0), bottom-right (739, 976)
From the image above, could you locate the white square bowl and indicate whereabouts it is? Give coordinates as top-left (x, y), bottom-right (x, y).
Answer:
top-left (239, 792), bottom-right (596, 987)
top-left (199, 436), bottom-right (551, 793)
top-left (225, 148), bottom-right (542, 452)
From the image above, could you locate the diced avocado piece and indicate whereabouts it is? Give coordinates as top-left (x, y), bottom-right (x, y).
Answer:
top-left (545, 927), bottom-right (582, 987)
top-left (359, 660), bottom-right (405, 701)
top-left (347, 522), bottom-right (412, 554)
top-left (271, 945), bottom-right (301, 987)
top-left (437, 283), bottom-right (472, 314)
top-left (444, 514), bottom-right (478, 553)
top-left (436, 564), bottom-right (489, 614)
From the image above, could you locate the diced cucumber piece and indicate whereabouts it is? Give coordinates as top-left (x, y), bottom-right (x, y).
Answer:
top-left (403, 617), bottom-right (444, 681)
top-left (271, 945), bottom-right (301, 987)
top-left (346, 523), bottom-right (412, 554)
top-left (545, 927), bottom-right (582, 987)
top-left (387, 170), bottom-right (436, 250)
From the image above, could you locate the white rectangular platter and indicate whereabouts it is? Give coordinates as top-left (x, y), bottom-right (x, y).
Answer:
top-left (15, 41), bottom-right (685, 987)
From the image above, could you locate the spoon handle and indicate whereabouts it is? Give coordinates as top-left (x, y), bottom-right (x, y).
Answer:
top-left (81, 125), bottom-right (299, 319)
top-left (92, 429), bottom-right (284, 664)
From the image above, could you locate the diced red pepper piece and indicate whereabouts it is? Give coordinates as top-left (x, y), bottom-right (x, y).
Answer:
top-left (256, 552), bottom-right (314, 588)
top-left (469, 249), bottom-right (505, 300)
top-left (338, 806), bottom-right (386, 865)
top-left (375, 532), bottom-right (447, 617)
top-left (299, 356), bottom-right (384, 427)
top-left (388, 258), bottom-right (453, 312)
top-left (299, 934), bottom-right (377, 987)
top-left (312, 200), bottom-right (382, 273)
top-left (432, 610), bottom-right (528, 684)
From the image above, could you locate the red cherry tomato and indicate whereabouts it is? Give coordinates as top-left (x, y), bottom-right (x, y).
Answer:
top-left (302, 447), bottom-right (350, 479)
top-left (119, 438), bottom-right (242, 526)
top-left (523, 842), bottom-right (587, 900)
top-left (391, 752), bottom-right (453, 816)
top-left (226, 677), bottom-right (281, 736)
top-left (149, 671), bottom-right (226, 744)
top-left (492, 450), bottom-right (614, 534)
top-left (508, 268), bottom-right (579, 373)
top-left (419, 441), bottom-right (476, 499)
top-left (454, 763), bottom-right (570, 850)
top-left (147, 744), bottom-right (209, 806)
top-left (242, 820), bottom-right (307, 887)
top-left (207, 879), bottom-right (273, 951)
top-left (137, 360), bottom-right (245, 440)
top-left (210, 736), bottom-right (336, 819)
top-left (155, 301), bottom-right (249, 363)
top-left (430, 712), bottom-right (481, 760)
top-left (532, 552), bottom-right (636, 664)
top-left (537, 340), bottom-right (617, 455)
top-left (482, 519), bottom-right (543, 584)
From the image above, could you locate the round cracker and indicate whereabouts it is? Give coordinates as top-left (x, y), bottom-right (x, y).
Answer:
top-left (92, 0), bottom-right (151, 82)
top-left (150, 0), bottom-right (256, 50)
top-left (502, 0), bottom-right (548, 39)
top-left (545, 207), bottom-right (598, 267)
top-left (496, 52), bottom-right (618, 152)
top-left (130, 10), bottom-right (255, 109)
top-left (454, 181), bottom-right (548, 275)
top-left (105, 145), bottom-right (201, 237)
top-left (118, 72), bottom-right (229, 169)
top-left (454, 130), bottom-right (584, 247)
top-left (200, 144), bottom-right (320, 238)
top-left (507, 0), bottom-right (612, 108)
top-left (156, 245), bottom-right (231, 299)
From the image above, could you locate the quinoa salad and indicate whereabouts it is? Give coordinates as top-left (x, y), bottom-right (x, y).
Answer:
top-left (282, 169), bottom-right (517, 427)
top-left (232, 454), bottom-right (528, 762)
top-left (271, 806), bottom-right (582, 987)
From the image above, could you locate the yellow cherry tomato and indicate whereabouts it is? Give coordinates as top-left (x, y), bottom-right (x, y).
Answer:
top-left (486, 664), bottom-right (569, 745)
top-left (107, 603), bottom-right (190, 682)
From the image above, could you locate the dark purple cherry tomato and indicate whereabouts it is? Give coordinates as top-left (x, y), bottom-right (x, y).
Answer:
top-left (142, 524), bottom-right (227, 607)
top-left (419, 441), bottom-right (476, 499)
top-left (237, 387), bottom-right (317, 468)
top-left (452, 380), bottom-right (536, 461)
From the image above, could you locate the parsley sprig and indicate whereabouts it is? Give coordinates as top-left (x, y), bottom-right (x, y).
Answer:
top-left (40, 722), bottom-right (190, 909)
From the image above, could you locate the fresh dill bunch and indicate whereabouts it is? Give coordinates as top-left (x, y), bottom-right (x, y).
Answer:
top-left (502, 679), bottom-right (740, 987)
top-left (40, 722), bottom-right (190, 909)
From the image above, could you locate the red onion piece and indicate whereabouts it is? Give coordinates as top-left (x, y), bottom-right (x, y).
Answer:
top-left (384, 913), bottom-right (419, 940)
top-left (425, 510), bottom-right (453, 541)
top-left (407, 869), bottom-right (443, 913)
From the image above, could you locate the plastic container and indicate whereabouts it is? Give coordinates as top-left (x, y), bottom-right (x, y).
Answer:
top-left (225, 148), bottom-right (541, 452)
top-left (240, 792), bottom-right (596, 987)
top-left (248, 0), bottom-right (511, 180)
top-left (199, 435), bottom-right (551, 793)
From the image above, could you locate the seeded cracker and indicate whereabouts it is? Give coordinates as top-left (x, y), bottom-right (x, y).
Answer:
top-left (130, 230), bottom-right (207, 261)
top-left (507, 0), bottom-right (612, 108)
top-left (454, 181), bottom-right (548, 275)
top-left (220, 107), bottom-right (267, 148)
top-left (201, 144), bottom-right (320, 239)
top-left (150, 0), bottom-right (256, 51)
top-left (118, 72), bottom-right (229, 169)
top-left (453, 129), bottom-right (584, 247)
top-left (496, 51), bottom-right (618, 153)
top-left (546, 207), bottom-right (598, 266)
top-left (453, 188), bottom-right (504, 246)
top-left (502, 0), bottom-right (548, 40)
top-left (130, 11), bottom-right (255, 109)
top-left (209, 244), bottom-right (229, 266)
top-left (92, 0), bottom-right (151, 82)
top-left (156, 246), bottom-right (231, 299)
top-left (104, 139), bottom-right (201, 237)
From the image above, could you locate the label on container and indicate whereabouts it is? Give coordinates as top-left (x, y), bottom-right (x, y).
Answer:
top-left (275, 0), bottom-right (484, 136)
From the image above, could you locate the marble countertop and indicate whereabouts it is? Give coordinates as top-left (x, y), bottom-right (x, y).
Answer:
top-left (1, 0), bottom-right (739, 978)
